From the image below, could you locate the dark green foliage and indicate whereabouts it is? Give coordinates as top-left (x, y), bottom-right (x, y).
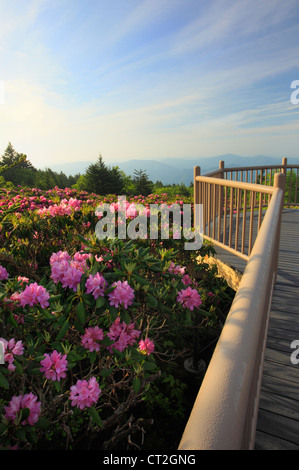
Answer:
top-left (132, 169), bottom-right (154, 196)
top-left (83, 155), bottom-right (124, 195)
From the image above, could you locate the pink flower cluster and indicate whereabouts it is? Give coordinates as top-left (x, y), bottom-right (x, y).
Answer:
top-left (0, 338), bottom-right (24, 371)
top-left (168, 262), bottom-right (186, 275)
top-left (108, 200), bottom-right (151, 219)
top-left (0, 264), bottom-right (8, 281)
top-left (182, 274), bottom-right (193, 286)
top-left (177, 287), bottom-right (202, 311)
top-left (107, 318), bottom-right (141, 352)
top-left (4, 393), bottom-right (41, 426)
top-left (19, 283), bottom-right (50, 309)
top-left (85, 273), bottom-right (107, 299)
top-left (70, 377), bottom-right (101, 409)
top-left (138, 338), bottom-right (155, 355)
top-left (50, 250), bottom-right (90, 291)
top-left (81, 326), bottom-right (104, 352)
top-left (37, 197), bottom-right (81, 217)
top-left (108, 280), bottom-right (135, 309)
top-left (40, 350), bottom-right (68, 381)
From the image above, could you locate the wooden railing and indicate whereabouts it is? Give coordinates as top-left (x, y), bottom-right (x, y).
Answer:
top-left (193, 157), bottom-right (298, 260)
top-left (179, 157), bottom-right (299, 450)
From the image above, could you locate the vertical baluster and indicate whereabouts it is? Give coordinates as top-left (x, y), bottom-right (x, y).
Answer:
top-left (295, 168), bottom-right (299, 204)
top-left (213, 184), bottom-right (216, 239)
top-left (289, 168), bottom-right (293, 204)
top-left (223, 186), bottom-right (228, 245)
top-left (249, 191), bottom-right (254, 256)
top-left (258, 191), bottom-right (263, 231)
top-left (235, 188), bottom-right (241, 251)
top-left (264, 169), bottom-right (268, 205)
top-left (218, 184), bottom-right (222, 241)
top-left (194, 166), bottom-right (200, 229)
top-left (203, 182), bottom-right (206, 236)
top-left (208, 183), bottom-right (211, 237)
top-left (242, 189), bottom-right (247, 255)
top-left (229, 185), bottom-right (233, 248)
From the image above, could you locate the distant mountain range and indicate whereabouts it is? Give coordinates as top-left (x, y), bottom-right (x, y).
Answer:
top-left (46, 154), bottom-right (298, 185)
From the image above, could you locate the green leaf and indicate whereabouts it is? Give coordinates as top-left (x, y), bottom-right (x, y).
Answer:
top-left (88, 406), bottom-right (103, 427)
top-left (89, 350), bottom-right (97, 364)
top-left (120, 309), bottom-right (130, 325)
top-left (143, 361), bottom-right (157, 371)
top-left (132, 275), bottom-right (148, 286)
top-left (147, 293), bottom-right (158, 308)
top-left (28, 367), bottom-right (42, 376)
top-left (20, 407), bottom-right (30, 421)
top-left (37, 417), bottom-right (50, 430)
top-left (0, 422), bottom-right (8, 433)
top-left (0, 370), bottom-right (9, 390)
top-left (48, 294), bottom-right (62, 303)
top-left (133, 377), bottom-right (141, 393)
top-left (96, 296), bottom-right (105, 309)
top-left (77, 302), bottom-right (86, 325)
top-left (56, 319), bottom-right (70, 341)
top-left (8, 312), bottom-right (18, 328)
top-left (16, 428), bottom-right (26, 440)
top-left (100, 368), bottom-right (114, 377)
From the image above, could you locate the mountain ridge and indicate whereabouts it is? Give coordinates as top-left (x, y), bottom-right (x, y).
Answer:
top-left (44, 154), bottom-right (298, 185)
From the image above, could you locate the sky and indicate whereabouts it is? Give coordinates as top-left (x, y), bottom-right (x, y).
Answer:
top-left (0, 0), bottom-right (299, 170)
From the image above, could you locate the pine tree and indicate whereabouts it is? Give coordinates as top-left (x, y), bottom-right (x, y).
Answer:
top-left (0, 142), bottom-right (36, 186)
top-left (132, 169), bottom-right (154, 196)
top-left (84, 155), bottom-right (124, 195)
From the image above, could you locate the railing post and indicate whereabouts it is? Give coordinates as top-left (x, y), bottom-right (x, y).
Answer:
top-left (282, 157), bottom-right (288, 173)
top-left (194, 166), bottom-right (201, 229)
top-left (273, 172), bottom-right (285, 282)
top-left (219, 161), bottom-right (224, 220)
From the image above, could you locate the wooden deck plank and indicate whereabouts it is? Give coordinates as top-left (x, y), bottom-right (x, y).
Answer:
top-left (212, 208), bottom-right (299, 450)
top-left (256, 208), bottom-right (299, 449)
top-left (255, 430), bottom-right (299, 450)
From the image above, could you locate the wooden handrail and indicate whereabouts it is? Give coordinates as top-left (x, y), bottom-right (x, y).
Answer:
top-left (195, 175), bottom-right (275, 194)
top-left (179, 162), bottom-right (287, 450)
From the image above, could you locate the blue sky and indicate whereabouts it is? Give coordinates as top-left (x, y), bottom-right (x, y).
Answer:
top-left (0, 0), bottom-right (299, 169)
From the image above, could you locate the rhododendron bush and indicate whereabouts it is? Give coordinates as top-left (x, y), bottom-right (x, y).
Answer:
top-left (0, 186), bottom-right (234, 450)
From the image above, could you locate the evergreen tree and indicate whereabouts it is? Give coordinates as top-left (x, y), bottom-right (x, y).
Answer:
top-left (84, 155), bottom-right (124, 195)
top-left (132, 169), bottom-right (154, 196)
top-left (1, 142), bottom-right (36, 186)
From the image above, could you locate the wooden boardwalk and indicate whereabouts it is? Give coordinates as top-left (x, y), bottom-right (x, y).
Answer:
top-left (213, 208), bottom-right (299, 450)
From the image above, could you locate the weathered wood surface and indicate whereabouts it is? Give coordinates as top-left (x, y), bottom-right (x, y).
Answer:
top-left (213, 209), bottom-right (299, 450)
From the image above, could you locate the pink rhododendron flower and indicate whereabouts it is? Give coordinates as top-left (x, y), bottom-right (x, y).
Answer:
top-left (0, 338), bottom-right (24, 371)
top-left (138, 338), bottom-right (155, 355)
top-left (17, 276), bottom-right (29, 285)
top-left (71, 251), bottom-right (91, 272)
top-left (0, 265), bottom-right (8, 280)
top-left (19, 282), bottom-right (50, 309)
top-left (81, 326), bottom-right (104, 352)
top-left (85, 273), bottom-right (107, 299)
top-left (4, 392), bottom-right (41, 426)
top-left (50, 250), bottom-right (71, 265)
top-left (182, 274), bottom-right (193, 286)
top-left (168, 262), bottom-right (186, 275)
top-left (177, 287), bottom-right (202, 311)
top-left (108, 280), bottom-right (135, 309)
top-left (40, 350), bottom-right (68, 381)
top-left (107, 318), bottom-right (140, 352)
top-left (50, 251), bottom-right (86, 291)
top-left (69, 377), bottom-right (101, 409)
top-left (60, 265), bottom-right (82, 291)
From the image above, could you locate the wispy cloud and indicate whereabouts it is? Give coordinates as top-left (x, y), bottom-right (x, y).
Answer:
top-left (0, 0), bottom-right (299, 165)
